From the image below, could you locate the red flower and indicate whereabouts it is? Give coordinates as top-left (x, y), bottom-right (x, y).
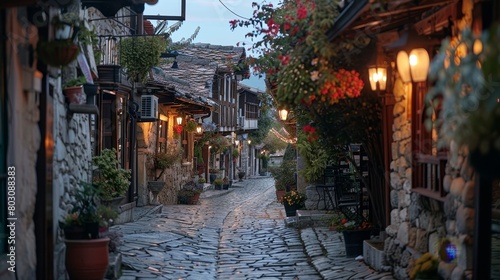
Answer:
top-left (296, 6), bottom-right (308, 20)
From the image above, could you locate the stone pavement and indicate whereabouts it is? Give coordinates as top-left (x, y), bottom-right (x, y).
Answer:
top-left (111, 177), bottom-right (395, 280)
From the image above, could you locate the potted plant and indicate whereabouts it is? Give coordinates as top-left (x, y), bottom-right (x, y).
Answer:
top-left (328, 210), bottom-right (373, 257)
top-left (270, 159), bottom-right (297, 196)
top-left (279, 190), bottom-right (306, 217)
top-left (37, 39), bottom-right (80, 67)
top-left (119, 36), bottom-right (166, 83)
top-left (222, 177), bottom-right (230, 190)
top-left (237, 170), bottom-right (246, 182)
top-left (185, 120), bottom-right (198, 132)
top-left (177, 181), bottom-right (203, 205)
top-left (209, 168), bottom-right (219, 184)
top-left (52, 12), bottom-right (81, 40)
top-left (92, 148), bottom-right (131, 206)
top-left (59, 182), bottom-right (111, 280)
top-left (146, 142), bottom-right (183, 204)
top-left (213, 178), bottom-right (224, 190)
top-left (62, 75), bottom-right (87, 104)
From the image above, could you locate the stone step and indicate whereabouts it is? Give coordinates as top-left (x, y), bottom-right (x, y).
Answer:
top-left (296, 210), bottom-right (336, 229)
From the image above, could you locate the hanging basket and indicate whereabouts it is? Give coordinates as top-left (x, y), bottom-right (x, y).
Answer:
top-left (37, 40), bottom-right (79, 67)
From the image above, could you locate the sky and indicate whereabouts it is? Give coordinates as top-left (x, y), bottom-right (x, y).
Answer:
top-left (144, 0), bottom-right (276, 90)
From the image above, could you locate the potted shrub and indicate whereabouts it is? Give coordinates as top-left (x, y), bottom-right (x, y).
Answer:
top-left (328, 210), bottom-right (373, 257)
top-left (279, 190), bottom-right (306, 217)
top-left (146, 142), bottom-right (183, 204)
top-left (222, 177), bottom-right (230, 190)
top-left (213, 178), bottom-right (224, 190)
top-left (62, 75), bottom-right (87, 104)
top-left (185, 120), bottom-right (198, 132)
top-left (119, 36), bottom-right (166, 83)
top-left (209, 168), bottom-right (219, 184)
top-left (92, 148), bottom-right (131, 206)
top-left (177, 181), bottom-right (203, 205)
top-left (59, 182), bottom-right (111, 280)
top-left (237, 170), bottom-right (246, 181)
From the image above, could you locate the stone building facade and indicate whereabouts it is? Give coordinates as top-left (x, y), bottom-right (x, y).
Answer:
top-left (384, 2), bottom-right (477, 279)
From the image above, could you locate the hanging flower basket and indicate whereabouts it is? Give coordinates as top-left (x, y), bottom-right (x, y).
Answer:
top-left (37, 40), bottom-right (79, 67)
top-left (174, 125), bottom-right (184, 135)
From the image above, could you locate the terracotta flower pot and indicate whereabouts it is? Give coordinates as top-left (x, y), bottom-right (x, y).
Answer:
top-left (65, 237), bottom-right (110, 280)
top-left (63, 86), bottom-right (85, 104)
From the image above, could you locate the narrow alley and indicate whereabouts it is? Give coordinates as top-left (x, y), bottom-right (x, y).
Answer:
top-left (112, 178), bottom-right (394, 280)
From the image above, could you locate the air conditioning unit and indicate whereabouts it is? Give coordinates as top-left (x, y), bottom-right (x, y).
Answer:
top-left (238, 116), bottom-right (245, 128)
top-left (140, 95), bottom-right (158, 121)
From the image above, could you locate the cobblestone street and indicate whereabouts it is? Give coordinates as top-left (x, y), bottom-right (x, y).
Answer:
top-left (113, 177), bottom-right (394, 280)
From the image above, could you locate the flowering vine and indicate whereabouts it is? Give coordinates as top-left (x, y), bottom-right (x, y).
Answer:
top-left (230, 0), bottom-right (364, 110)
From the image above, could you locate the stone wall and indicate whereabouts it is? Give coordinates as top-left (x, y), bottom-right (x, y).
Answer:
top-left (385, 2), bottom-right (476, 279)
top-left (54, 6), bottom-right (134, 278)
top-left (137, 116), bottom-right (194, 206)
top-left (4, 9), bottom-right (41, 279)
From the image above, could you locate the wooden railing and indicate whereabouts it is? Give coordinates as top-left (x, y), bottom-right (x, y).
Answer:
top-left (412, 153), bottom-right (447, 201)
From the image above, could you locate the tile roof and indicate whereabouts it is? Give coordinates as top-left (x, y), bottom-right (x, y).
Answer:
top-left (151, 43), bottom-right (246, 100)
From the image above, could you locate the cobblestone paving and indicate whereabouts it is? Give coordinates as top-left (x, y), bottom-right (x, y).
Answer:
top-left (113, 177), bottom-right (395, 280)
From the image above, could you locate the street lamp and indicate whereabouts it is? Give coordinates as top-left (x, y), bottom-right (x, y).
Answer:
top-left (279, 109), bottom-right (288, 121)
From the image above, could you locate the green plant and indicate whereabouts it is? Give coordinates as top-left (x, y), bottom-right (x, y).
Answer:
top-left (97, 205), bottom-right (118, 228)
top-left (328, 210), bottom-right (371, 233)
top-left (92, 148), bottom-right (131, 200)
top-left (198, 177), bottom-right (206, 184)
top-left (209, 168), bottom-right (220, 174)
top-left (213, 178), bottom-right (224, 186)
top-left (119, 36), bottom-right (167, 83)
top-left (270, 160), bottom-right (296, 191)
top-left (209, 135), bottom-right (231, 153)
top-left (177, 181), bottom-right (203, 204)
top-left (185, 120), bottom-right (198, 132)
top-left (297, 133), bottom-right (329, 183)
top-left (63, 75), bottom-right (87, 88)
top-left (61, 212), bottom-right (81, 229)
top-left (232, 149), bottom-right (240, 159)
top-left (147, 142), bottom-right (183, 180)
top-left (427, 25), bottom-right (500, 156)
top-left (279, 190), bottom-right (305, 206)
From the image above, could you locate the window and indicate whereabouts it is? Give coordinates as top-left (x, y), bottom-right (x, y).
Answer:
top-left (411, 83), bottom-right (446, 200)
top-left (98, 92), bottom-right (130, 168)
top-left (157, 118), bottom-right (167, 153)
top-left (245, 103), bottom-right (258, 119)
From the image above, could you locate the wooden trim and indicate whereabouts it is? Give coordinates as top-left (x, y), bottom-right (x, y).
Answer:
top-left (411, 187), bottom-right (446, 202)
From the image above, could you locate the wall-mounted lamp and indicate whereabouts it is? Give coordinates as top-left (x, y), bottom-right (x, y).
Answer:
top-left (279, 109), bottom-right (288, 121)
top-left (368, 66), bottom-right (387, 91)
top-left (176, 116), bottom-right (183, 125)
top-left (235, 140), bottom-right (240, 146)
top-left (247, 139), bottom-right (252, 145)
top-left (396, 48), bottom-right (430, 83)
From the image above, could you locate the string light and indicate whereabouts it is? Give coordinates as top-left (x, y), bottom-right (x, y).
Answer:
top-left (271, 128), bottom-right (296, 144)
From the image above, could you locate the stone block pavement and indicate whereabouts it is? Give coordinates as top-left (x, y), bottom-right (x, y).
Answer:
top-left (111, 177), bottom-right (395, 280)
